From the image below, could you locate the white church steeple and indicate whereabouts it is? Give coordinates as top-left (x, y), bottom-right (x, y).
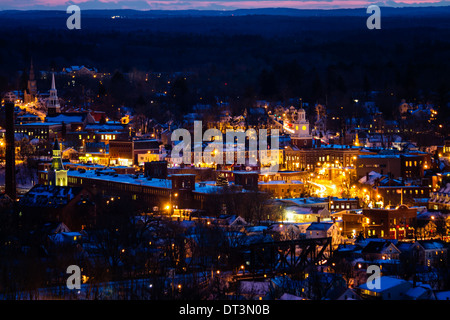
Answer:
top-left (47, 72), bottom-right (61, 115)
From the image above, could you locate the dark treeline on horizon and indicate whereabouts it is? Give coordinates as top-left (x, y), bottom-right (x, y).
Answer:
top-left (0, 8), bottom-right (449, 120)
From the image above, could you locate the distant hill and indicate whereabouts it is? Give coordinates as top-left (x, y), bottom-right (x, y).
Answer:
top-left (0, 5), bottom-right (449, 107)
top-left (0, 6), bottom-right (450, 20)
top-left (0, 6), bottom-right (449, 33)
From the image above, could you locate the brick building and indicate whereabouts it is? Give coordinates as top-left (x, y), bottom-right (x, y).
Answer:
top-left (362, 205), bottom-right (417, 240)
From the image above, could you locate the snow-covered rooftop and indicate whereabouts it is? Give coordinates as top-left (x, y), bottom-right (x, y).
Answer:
top-left (358, 276), bottom-right (409, 292)
top-left (66, 170), bottom-right (236, 194)
top-left (68, 170), bottom-right (172, 189)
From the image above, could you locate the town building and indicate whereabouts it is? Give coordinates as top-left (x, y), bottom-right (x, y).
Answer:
top-left (355, 152), bottom-right (431, 181)
top-left (361, 240), bottom-right (401, 261)
top-left (358, 276), bottom-right (413, 300)
top-left (18, 184), bottom-right (96, 230)
top-left (417, 240), bottom-right (448, 267)
top-left (362, 205), bottom-right (417, 240)
top-left (62, 65), bottom-right (98, 77)
top-left (329, 197), bottom-right (360, 211)
top-left (288, 107), bottom-right (313, 149)
top-left (428, 183), bottom-right (450, 210)
top-left (258, 180), bottom-right (305, 199)
top-left (15, 122), bottom-right (62, 141)
top-left (285, 144), bottom-right (360, 172)
top-left (37, 164), bottom-right (253, 216)
top-left (109, 139), bottom-right (163, 166)
top-left (331, 211), bottom-right (366, 239)
top-left (373, 185), bottom-right (431, 208)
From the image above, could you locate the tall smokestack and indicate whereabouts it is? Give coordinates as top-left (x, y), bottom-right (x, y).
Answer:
top-left (4, 92), bottom-right (16, 200)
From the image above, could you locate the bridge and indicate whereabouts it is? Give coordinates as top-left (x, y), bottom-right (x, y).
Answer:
top-left (237, 237), bottom-right (333, 277)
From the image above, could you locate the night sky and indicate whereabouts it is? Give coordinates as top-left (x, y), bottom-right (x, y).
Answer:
top-left (1, 0), bottom-right (450, 10)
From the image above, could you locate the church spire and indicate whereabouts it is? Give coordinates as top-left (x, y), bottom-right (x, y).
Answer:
top-left (51, 138), bottom-right (64, 171)
top-left (47, 72), bottom-right (61, 115)
top-left (29, 58), bottom-right (35, 81)
top-left (25, 58), bottom-right (37, 103)
top-left (51, 71), bottom-right (56, 90)
top-left (48, 137), bottom-right (68, 187)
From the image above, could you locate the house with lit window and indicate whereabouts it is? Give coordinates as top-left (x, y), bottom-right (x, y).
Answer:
top-left (358, 276), bottom-right (413, 300)
top-left (417, 240), bottom-right (448, 267)
top-left (62, 147), bottom-right (79, 161)
top-left (305, 221), bottom-right (341, 247)
top-left (428, 183), bottom-right (450, 210)
top-left (361, 240), bottom-right (401, 261)
top-left (133, 139), bottom-right (163, 165)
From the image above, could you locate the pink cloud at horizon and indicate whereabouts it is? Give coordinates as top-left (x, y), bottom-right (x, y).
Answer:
top-left (1, 0), bottom-right (449, 10)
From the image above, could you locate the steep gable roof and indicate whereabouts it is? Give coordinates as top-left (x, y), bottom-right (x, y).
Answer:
top-left (418, 240), bottom-right (447, 250)
top-left (361, 240), bottom-right (400, 254)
